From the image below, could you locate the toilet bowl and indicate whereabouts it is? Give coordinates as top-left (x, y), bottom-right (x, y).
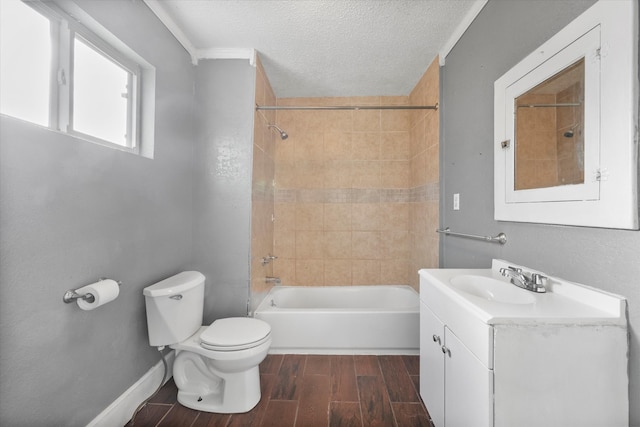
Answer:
top-left (143, 272), bottom-right (271, 413)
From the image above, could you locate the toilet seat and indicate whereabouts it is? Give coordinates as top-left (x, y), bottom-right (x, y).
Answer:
top-left (200, 317), bottom-right (271, 351)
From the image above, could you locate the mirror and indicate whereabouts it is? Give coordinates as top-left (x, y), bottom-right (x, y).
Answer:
top-left (494, 0), bottom-right (638, 229)
top-left (514, 58), bottom-right (584, 191)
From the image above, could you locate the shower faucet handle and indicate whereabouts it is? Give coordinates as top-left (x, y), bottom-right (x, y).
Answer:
top-left (261, 254), bottom-right (278, 265)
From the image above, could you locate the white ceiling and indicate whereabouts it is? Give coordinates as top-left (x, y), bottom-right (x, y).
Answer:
top-left (145, 0), bottom-right (484, 99)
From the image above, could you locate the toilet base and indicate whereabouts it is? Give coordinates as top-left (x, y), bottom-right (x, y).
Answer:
top-left (176, 366), bottom-right (261, 413)
top-left (174, 353), bottom-right (263, 414)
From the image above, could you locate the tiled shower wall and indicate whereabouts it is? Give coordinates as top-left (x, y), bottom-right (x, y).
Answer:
top-left (251, 57), bottom-right (277, 303)
top-left (408, 58), bottom-right (439, 289)
top-left (270, 58), bottom-right (440, 289)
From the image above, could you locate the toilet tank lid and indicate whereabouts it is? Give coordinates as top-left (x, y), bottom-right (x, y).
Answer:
top-left (143, 271), bottom-right (205, 297)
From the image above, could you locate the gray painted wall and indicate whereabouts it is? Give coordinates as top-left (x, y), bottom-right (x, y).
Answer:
top-left (440, 0), bottom-right (639, 424)
top-left (0, 1), bottom-right (196, 425)
top-left (192, 60), bottom-right (256, 323)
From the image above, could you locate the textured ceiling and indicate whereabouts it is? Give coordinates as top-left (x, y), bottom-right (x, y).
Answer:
top-left (151, 0), bottom-right (479, 98)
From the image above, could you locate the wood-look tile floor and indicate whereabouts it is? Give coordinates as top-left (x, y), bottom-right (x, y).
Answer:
top-left (127, 354), bottom-right (434, 427)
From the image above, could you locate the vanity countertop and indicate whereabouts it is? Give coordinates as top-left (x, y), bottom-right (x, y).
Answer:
top-left (419, 259), bottom-right (627, 326)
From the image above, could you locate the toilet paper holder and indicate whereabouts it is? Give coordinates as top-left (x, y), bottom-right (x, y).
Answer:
top-left (63, 278), bottom-right (122, 304)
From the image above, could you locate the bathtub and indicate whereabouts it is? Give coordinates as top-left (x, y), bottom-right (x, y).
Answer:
top-left (253, 285), bottom-right (419, 355)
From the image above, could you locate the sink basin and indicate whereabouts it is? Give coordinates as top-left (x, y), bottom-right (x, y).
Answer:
top-left (450, 275), bottom-right (536, 304)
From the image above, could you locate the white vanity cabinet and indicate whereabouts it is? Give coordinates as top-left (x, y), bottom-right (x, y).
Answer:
top-left (419, 260), bottom-right (629, 427)
top-left (420, 302), bottom-right (492, 427)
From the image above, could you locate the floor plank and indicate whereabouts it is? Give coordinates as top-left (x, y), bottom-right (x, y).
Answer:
top-left (260, 400), bottom-right (298, 427)
top-left (354, 355), bottom-right (381, 376)
top-left (126, 404), bottom-right (172, 427)
top-left (270, 354), bottom-right (305, 400)
top-left (156, 403), bottom-right (199, 427)
top-left (379, 355), bottom-right (420, 403)
top-left (296, 375), bottom-right (331, 427)
top-left (260, 354), bottom-right (283, 375)
top-left (330, 356), bottom-right (359, 401)
top-left (391, 402), bottom-right (433, 427)
top-left (305, 355), bottom-right (332, 375)
top-left (190, 411), bottom-right (231, 427)
top-left (357, 375), bottom-right (397, 427)
top-left (329, 401), bottom-right (363, 427)
top-left (402, 355), bottom-right (420, 375)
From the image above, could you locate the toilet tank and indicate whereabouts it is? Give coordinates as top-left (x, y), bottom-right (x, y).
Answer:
top-left (143, 271), bottom-right (205, 347)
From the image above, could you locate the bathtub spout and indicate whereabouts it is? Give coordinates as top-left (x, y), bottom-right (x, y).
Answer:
top-left (265, 277), bottom-right (281, 285)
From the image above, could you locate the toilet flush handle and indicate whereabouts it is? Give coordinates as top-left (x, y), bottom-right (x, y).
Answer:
top-left (169, 295), bottom-right (183, 300)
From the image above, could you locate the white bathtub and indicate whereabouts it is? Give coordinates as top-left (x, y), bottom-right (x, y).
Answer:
top-left (253, 285), bottom-right (420, 355)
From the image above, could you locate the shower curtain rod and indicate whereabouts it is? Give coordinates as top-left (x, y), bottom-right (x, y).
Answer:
top-left (255, 103), bottom-right (438, 111)
top-left (517, 102), bottom-right (581, 108)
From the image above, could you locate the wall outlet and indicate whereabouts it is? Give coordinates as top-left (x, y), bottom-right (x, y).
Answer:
top-left (453, 193), bottom-right (460, 210)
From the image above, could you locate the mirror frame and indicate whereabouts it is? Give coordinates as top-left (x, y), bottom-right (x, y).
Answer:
top-left (494, 0), bottom-right (638, 229)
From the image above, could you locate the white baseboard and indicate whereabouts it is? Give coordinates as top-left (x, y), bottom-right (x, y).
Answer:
top-left (87, 350), bottom-right (175, 427)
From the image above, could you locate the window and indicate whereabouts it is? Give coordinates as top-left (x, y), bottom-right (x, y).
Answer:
top-left (0, 0), bottom-right (51, 126)
top-left (0, 0), bottom-right (155, 157)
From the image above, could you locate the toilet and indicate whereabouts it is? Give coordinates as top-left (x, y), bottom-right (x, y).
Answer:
top-left (143, 271), bottom-right (271, 413)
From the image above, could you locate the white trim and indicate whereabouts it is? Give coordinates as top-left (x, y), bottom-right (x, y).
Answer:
top-left (143, 0), bottom-right (198, 65)
top-left (439, 0), bottom-right (488, 66)
top-left (196, 48), bottom-right (257, 67)
top-left (86, 351), bottom-right (175, 427)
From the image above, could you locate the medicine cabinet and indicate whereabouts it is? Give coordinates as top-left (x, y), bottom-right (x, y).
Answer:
top-left (494, 0), bottom-right (638, 229)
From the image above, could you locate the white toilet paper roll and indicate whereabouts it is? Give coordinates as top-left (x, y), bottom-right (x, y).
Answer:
top-left (76, 279), bottom-right (120, 310)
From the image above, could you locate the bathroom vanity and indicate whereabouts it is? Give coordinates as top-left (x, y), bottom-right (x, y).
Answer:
top-left (419, 260), bottom-right (628, 427)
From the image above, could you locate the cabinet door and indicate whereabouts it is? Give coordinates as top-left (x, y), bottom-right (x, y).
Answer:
top-left (420, 302), bottom-right (445, 427)
top-left (444, 327), bottom-right (493, 427)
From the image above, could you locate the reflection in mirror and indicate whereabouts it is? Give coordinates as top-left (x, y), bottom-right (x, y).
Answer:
top-left (514, 58), bottom-right (584, 190)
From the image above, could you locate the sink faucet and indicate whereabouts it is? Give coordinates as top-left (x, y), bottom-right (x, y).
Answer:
top-left (499, 266), bottom-right (547, 293)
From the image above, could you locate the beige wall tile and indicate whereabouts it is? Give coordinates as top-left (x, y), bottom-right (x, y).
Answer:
top-left (296, 259), bottom-right (324, 285)
top-left (296, 203), bottom-right (323, 230)
top-left (380, 231), bottom-right (410, 259)
top-left (350, 96), bottom-right (381, 106)
top-left (352, 260), bottom-right (381, 285)
top-left (352, 231), bottom-right (381, 259)
top-left (425, 145), bottom-right (439, 185)
top-left (379, 203), bottom-right (409, 231)
top-left (381, 132), bottom-right (410, 160)
top-left (274, 229), bottom-right (296, 258)
top-left (274, 258), bottom-right (295, 285)
top-left (275, 203), bottom-right (296, 230)
top-left (352, 133), bottom-right (381, 160)
top-left (353, 110), bottom-right (381, 132)
top-left (295, 132), bottom-right (325, 162)
top-left (351, 161), bottom-right (381, 188)
top-left (380, 260), bottom-right (410, 285)
top-left (352, 203), bottom-right (382, 231)
top-left (381, 161), bottom-right (410, 188)
top-left (324, 260), bottom-right (352, 285)
top-left (296, 230), bottom-right (324, 259)
top-left (324, 231), bottom-right (352, 259)
top-left (322, 110), bottom-right (353, 132)
top-left (295, 160), bottom-right (325, 188)
top-left (381, 110), bottom-right (410, 131)
top-left (324, 160), bottom-right (352, 188)
top-left (324, 131), bottom-right (352, 160)
top-left (324, 203), bottom-right (352, 231)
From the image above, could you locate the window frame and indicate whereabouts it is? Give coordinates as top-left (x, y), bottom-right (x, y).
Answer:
top-left (3, 0), bottom-right (155, 157)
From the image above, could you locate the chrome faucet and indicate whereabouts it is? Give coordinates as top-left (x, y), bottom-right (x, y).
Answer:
top-left (261, 254), bottom-right (278, 266)
top-left (499, 266), bottom-right (547, 293)
top-left (265, 276), bottom-right (281, 285)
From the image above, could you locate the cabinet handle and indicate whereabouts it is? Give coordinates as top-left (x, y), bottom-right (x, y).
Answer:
top-left (441, 345), bottom-right (451, 357)
top-left (432, 334), bottom-right (441, 345)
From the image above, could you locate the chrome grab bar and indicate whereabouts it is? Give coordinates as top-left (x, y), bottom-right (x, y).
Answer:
top-left (436, 227), bottom-right (507, 245)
